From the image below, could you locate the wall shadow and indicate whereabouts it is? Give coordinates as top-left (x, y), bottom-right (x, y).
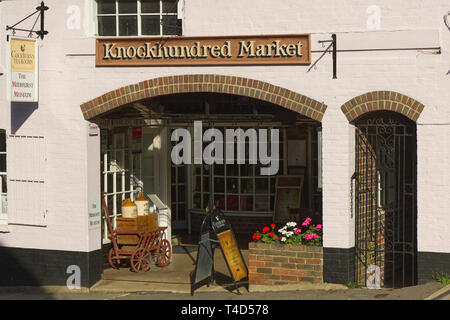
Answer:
top-left (10, 102), bottom-right (38, 134)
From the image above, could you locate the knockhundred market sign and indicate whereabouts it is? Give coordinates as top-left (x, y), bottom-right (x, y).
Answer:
top-left (95, 34), bottom-right (311, 67)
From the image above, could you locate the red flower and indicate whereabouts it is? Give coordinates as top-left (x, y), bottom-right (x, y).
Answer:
top-left (268, 232), bottom-right (275, 237)
top-left (252, 232), bottom-right (261, 240)
top-left (262, 226), bottom-right (270, 233)
top-left (270, 223), bottom-right (276, 228)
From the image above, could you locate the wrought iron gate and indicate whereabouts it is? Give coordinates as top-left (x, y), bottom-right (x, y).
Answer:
top-left (354, 113), bottom-right (417, 288)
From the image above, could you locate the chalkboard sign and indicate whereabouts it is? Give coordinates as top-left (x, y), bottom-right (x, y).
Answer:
top-left (193, 231), bottom-right (215, 284)
top-left (274, 175), bottom-right (304, 221)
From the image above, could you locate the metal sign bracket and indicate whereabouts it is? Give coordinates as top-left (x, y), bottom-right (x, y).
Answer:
top-left (6, 1), bottom-right (49, 40)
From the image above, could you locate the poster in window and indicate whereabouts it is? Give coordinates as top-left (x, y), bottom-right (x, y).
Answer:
top-left (274, 175), bottom-right (304, 222)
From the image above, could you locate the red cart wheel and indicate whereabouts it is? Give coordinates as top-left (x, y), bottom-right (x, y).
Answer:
top-left (157, 239), bottom-right (171, 267)
top-left (108, 248), bottom-right (120, 269)
top-left (131, 248), bottom-right (152, 273)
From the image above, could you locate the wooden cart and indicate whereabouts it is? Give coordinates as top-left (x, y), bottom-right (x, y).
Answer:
top-left (103, 196), bottom-right (171, 273)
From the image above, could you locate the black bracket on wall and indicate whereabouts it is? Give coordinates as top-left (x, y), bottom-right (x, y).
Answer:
top-left (6, 1), bottom-right (49, 40)
top-left (308, 34), bottom-right (337, 79)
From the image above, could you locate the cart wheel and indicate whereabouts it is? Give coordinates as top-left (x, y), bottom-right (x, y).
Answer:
top-left (108, 248), bottom-right (120, 269)
top-left (157, 239), bottom-right (171, 267)
top-left (131, 248), bottom-right (152, 273)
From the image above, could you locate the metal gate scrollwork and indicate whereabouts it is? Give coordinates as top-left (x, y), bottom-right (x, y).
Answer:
top-left (354, 113), bottom-right (417, 288)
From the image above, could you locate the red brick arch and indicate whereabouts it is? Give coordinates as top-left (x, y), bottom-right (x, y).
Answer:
top-left (80, 74), bottom-right (327, 122)
top-left (341, 91), bottom-right (425, 122)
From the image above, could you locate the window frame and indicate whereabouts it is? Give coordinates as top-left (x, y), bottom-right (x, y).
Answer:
top-left (96, 0), bottom-right (180, 37)
top-left (190, 125), bottom-right (285, 215)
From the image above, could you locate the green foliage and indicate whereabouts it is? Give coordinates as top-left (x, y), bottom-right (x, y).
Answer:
top-left (346, 282), bottom-right (362, 289)
top-left (432, 272), bottom-right (450, 286)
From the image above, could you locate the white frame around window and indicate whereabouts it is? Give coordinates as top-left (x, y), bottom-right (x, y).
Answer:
top-left (96, 0), bottom-right (179, 37)
top-left (101, 127), bottom-right (159, 243)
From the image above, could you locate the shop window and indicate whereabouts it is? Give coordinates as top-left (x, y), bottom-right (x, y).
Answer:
top-left (96, 0), bottom-right (182, 37)
top-left (191, 127), bottom-right (283, 214)
top-left (101, 127), bottom-right (157, 242)
top-left (0, 129), bottom-right (8, 232)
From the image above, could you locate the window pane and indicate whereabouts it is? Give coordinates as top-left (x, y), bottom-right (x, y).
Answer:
top-left (240, 178), bottom-right (253, 194)
top-left (162, 0), bottom-right (178, 13)
top-left (215, 195), bottom-right (225, 210)
top-left (255, 195), bottom-right (269, 211)
top-left (98, 16), bottom-right (116, 36)
top-left (226, 195), bottom-right (238, 211)
top-left (98, 0), bottom-right (116, 14)
top-left (177, 166), bottom-right (185, 183)
top-left (0, 130), bottom-right (5, 152)
top-left (141, 16), bottom-right (160, 35)
top-left (178, 204), bottom-right (185, 220)
top-left (255, 178), bottom-right (268, 194)
top-left (162, 15), bottom-right (178, 35)
top-left (203, 177), bottom-right (210, 192)
top-left (178, 185), bottom-right (185, 202)
top-left (118, 0), bottom-right (137, 13)
top-left (226, 178), bottom-right (238, 194)
top-left (215, 177), bottom-right (225, 193)
top-left (226, 164), bottom-right (238, 176)
top-left (119, 16), bottom-right (138, 36)
top-left (193, 193), bottom-right (201, 209)
top-left (193, 176), bottom-right (201, 192)
top-left (240, 195), bottom-right (253, 211)
top-left (141, 0), bottom-right (160, 13)
top-left (0, 155), bottom-right (5, 173)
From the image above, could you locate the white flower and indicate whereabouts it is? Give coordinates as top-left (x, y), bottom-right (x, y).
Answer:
top-left (287, 222), bottom-right (297, 227)
top-left (281, 237), bottom-right (287, 242)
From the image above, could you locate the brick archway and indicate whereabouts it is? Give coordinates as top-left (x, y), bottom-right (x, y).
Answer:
top-left (80, 74), bottom-right (327, 121)
top-left (341, 91), bottom-right (424, 123)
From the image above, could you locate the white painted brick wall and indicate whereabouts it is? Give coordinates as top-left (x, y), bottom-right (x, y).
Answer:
top-left (0, 0), bottom-right (448, 253)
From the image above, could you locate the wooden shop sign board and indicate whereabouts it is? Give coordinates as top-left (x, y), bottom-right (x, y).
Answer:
top-left (216, 229), bottom-right (247, 282)
top-left (96, 34), bottom-right (311, 67)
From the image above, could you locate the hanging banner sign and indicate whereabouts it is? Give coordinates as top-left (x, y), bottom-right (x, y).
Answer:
top-left (9, 36), bottom-right (38, 102)
top-left (96, 34), bottom-right (311, 67)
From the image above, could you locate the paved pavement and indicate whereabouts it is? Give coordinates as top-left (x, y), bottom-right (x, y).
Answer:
top-left (0, 281), bottom-right (447, 300)
top-left (0, 244), bottom-right (448, 300)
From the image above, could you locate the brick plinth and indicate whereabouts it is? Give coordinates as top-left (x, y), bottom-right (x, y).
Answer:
top-left (248, 242), bottom-right (323, 287)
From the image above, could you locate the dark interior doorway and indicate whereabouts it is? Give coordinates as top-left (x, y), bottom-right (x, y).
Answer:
top-left (354, 111), bottom-right (417, 288)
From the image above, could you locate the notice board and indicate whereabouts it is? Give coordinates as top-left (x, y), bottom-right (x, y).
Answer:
top-left (273, 175), bottom-right (304, 221)
top-left (216, 229), bottom-right (247, 282)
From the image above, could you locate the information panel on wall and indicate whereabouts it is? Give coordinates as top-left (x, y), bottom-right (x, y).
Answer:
top-left (9, 36), bottom-right (38, 102)
top-left (96, 34), bottom-right (311, 67)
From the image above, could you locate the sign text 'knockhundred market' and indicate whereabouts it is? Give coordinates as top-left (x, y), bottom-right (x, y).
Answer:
top-left (96, 35), bottom-right (310, 66)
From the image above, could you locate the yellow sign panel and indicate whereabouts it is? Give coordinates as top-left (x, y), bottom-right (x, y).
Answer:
top-left (216, 229), bottom-right (247, 282)
top-left (10, 38), bottom-right (36, 72)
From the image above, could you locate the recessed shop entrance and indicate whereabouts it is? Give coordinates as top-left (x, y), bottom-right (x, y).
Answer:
top-left (81, 74), bottom-right (327, 277)
top-left (353, 111), bottom-right (417, 288)
top-left (96, 92), bottom-right (324, 240)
